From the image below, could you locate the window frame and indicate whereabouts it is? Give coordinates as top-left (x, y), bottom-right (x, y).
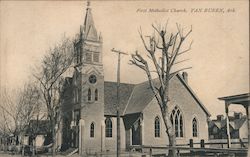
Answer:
top-left (192, 118), bottom-right (198, 137)
top-left (170, 106), bottom-right (184, 138)
top-left (89, 75), bottom-right (97, 84)
top-left (105, 118), bottom-right (112, 138)
top-left (88, 88), bottom-right (91, 101)
top-left (86, 52), bottom-right (92, 62)
top-left (90, 122), bottom-right (95, 138)
top-left (76, 48), bottom-right (80, 64)
top-left (93, 53), bottom-right (99, 63)
top-left (154, 116), bottom-right (161, 138)
top-left (95, 89), bottom-right (98, 101)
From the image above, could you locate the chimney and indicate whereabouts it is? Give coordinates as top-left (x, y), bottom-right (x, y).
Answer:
top-left (182, 72), bottom-right (188, 83)
top-left (217, 115), bottom-right (224, 121)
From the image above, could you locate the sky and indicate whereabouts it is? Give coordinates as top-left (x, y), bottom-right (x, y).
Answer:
top-left (0, 0), bottom-right (249, 118)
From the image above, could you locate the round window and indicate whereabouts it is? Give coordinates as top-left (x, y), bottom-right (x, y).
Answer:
top-left (89, 75), bottom-right (97, 84)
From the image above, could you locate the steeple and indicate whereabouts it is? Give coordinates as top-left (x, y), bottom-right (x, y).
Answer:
top-left (74, 1), bottom-right (103, 67)
top-left (83, 1), bottom-right (98, 41)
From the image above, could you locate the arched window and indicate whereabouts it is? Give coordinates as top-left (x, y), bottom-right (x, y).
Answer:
top-left (88, 88), bottom-right (91, 101)
top-left (170, 106), bottom-right (184, 137)
top-left (154, 116), bottom-right (160, 137)
top-left (192, 118), bottom-right (198, 137)
top-left (95, 89), bottom-right (98, 101)
top-left (76, 48), bottom-right (80, 64)
top-left (79, 48), bottom-right (82, 63)
top-left (105, 118), bottom-right (112, 137)
top-left (90, 122), bottom-right (95, 137)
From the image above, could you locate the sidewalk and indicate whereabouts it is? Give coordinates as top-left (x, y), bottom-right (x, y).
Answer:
top-left (0, 152), bottom-right (78, 157)
top-left (0, 152), bottom-right (145, 157)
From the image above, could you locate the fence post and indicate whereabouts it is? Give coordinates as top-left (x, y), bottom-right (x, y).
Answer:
top-left (189, 139), bottom-right (194, 155)
top-left (200, 139), bottom-right (205, 148)
top-left (177, 149), bottom-right (180, 157)
top-left (149, 147), bottom-right (152, 157)
top-left (200, 139), bottom-right (205, 156)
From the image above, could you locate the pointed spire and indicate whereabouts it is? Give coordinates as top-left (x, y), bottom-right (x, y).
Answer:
top-left (83, 1), bottom-right (98, 41)
top-left (87, 0), bottom-right (90, 9)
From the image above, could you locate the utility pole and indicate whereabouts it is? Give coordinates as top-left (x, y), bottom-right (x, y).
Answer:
top-left (111, 48), bottom-right (128, 157)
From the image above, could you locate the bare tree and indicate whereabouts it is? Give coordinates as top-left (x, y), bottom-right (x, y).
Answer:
top-left (130, 22), bottom-right (192, 157)
top-left (0, 89), bottom-right (18, 135)
top-left (33, 36), bottom-right (74, 156)
top-left (0, 83), bottom-right (42, 154)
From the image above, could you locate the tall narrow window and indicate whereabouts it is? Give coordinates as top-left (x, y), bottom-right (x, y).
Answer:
top-left (105, 118), bottom-right (112, 137)
top-left (170, 106), bottom-right (184, 137)
top-left (76, 49), bottom-right (79, 64)
top-left (180, 115), bottom-right (183, 137)
top-left (192, 118), bottom-right (198, 137)
top-left (75, 89), bottom-right (78, 103)
top-left (93, 53), bottom-right (99, 62)
top-left (175, 114), bottom-right (179, 136)
top-left (90, 122), bottom-right (95, 137)
top-left (78, 88), bottom-right (81, 102)
top-left (154, 116), bottom-right (160, 137)
top-left (88, 88), bottom-right (91, 101)
top-left (95, 89), bottom-right (98, 101)
top-left (77, 48), bottom-right (81, 64)
top-left (86, 53), bottom-right (92, 62)
top-left (79, 48), bottom-right (82, 63)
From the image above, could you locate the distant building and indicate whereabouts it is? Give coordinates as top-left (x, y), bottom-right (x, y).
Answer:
top-left (60, 3), bottom-right (211, 155)
top-left (24, 120), bottom-right (51, 147)
top-left (208, 112), bottom-right (248, 140)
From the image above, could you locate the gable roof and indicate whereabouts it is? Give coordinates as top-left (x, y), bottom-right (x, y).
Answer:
top-left (123, 80), bottom-right (158, 115)
top-left (104, 73), bottom-right (211, 117)
top-left (209, 116), bottom-right (247, 130)
top-left (176, 73), bottom-right (211, 117)
top-left (86, 66), bottom-right (102, 75)
top-left (234, 116), bottom-right (247, 129)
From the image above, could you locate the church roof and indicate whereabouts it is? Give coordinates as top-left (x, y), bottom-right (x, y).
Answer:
top-left (83, 6), bottom-right (98, 41)
top-left (123, 80), bottom-right (158, 115)
top-left (104, 73), bottom-right (211, 117)
top-left (104, 82), bottom-right (135, 116)
top-left (176, 73), bottom-right (211, 117)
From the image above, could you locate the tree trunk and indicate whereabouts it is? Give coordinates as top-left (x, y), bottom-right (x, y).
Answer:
top-left (162, 109), bottom-right (176, 157)
top-left (32, 138), bottom-right (35, 156)
top-left (19, 133), bottom-right (24, 157)
top-left (51, 118), bottom-right (56, 157)
top-left (22, 145), bottom-right (24, 157)
top-left (168, 133), bottom-right (176, 157)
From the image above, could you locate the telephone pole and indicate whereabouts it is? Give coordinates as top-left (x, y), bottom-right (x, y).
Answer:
top-left (111, 48), bottom-right (128, 157)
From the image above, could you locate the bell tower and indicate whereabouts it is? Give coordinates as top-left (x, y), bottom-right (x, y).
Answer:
top-left (73, 1), bottom-right (105, 153)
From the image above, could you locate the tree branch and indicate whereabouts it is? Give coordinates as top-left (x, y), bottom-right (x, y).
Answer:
top-left (169, 67), bottom-right (192, 80)
top-left (173, 59), bottom-right (190, 65)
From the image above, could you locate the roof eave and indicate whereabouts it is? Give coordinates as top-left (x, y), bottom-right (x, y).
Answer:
top-left (176, 73), bottom-right (211, 117)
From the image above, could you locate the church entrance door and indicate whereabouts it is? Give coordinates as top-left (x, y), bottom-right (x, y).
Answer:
top-left (71, 127), bottom-right (79, 148)
top-left (132, 119), bottom-right (142, 145)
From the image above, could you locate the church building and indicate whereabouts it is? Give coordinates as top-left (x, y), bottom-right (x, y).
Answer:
top-left (60, 3), bottom-right (211, 155)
